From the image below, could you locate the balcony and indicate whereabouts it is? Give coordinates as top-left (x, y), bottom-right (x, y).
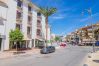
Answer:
top-left (28, 11), bottom-right (32, 16)
top-left (17, 0), bottom-right (23, 12)
top-left (27, 15), bottom-right (32, 26)
top-left (27, 22), bottom-right (32, 27)
top-left (16, 17), bottom-right (22, 24)
top-left (37, 22), bottom-right (42, 29)
top-left (27, 26), bottom-right (32, 39)
top-left (28, 5), bottom-right (32, 16)
top-left (27, 34), bottom-right (32, 39)
top-left (17, 0), bottom-right (22, 6)
top-left (37, 16), bottom-right (42, 21)
top-left (36, 29), bottom-right (42, 39)
top-left (17, 6), bottom-right (22, 12)
top-left (16, 24), bottom-right (22, 32)
top-left (37, 34), bottom-right (42, 39)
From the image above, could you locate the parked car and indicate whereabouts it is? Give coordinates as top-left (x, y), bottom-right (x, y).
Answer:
top-left (40, 46), bottom-right (55, 54)
top-left (60, 42), bottom-right (66, 47)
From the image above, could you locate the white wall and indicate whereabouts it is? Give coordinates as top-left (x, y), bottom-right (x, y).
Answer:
top-left (41, 15), bottom-right (46, 40)
top-left (0, 0), bottom-right (47, 50)
top-left (0, 5), bottom-right (7, 51)
top-left (22, 2), bottom-right (28, 39)
top-left (4, 0), bottom-right (17, 50)
top-left (32, 10), bottom-right (37, 39)
top-left (0, 6), bottom-right (7, 35)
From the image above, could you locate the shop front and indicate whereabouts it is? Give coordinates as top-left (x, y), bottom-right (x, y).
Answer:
top-left (35, 39), bottom-right (45, 49)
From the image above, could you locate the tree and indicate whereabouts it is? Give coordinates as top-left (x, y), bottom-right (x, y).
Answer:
top-left (83, 29), bottom-right (90, 39)
top-left (39, 7), bottom-right (57, 45)
top-left (54, 36), bottom-right (61, 42)
top-left (9, 28), bottom-right (23, 50)
top-left (94, 28), bottom-right (99, 40)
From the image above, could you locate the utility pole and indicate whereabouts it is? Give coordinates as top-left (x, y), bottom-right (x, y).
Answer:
top-left (83, 8), bottom-right (95, 52)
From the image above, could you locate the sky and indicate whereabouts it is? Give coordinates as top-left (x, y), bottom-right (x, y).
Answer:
top-left (32, 0), bottom-right (99, 36)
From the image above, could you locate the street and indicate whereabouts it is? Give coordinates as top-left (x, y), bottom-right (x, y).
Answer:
top-left (0, 46), bottom-right (92, 66)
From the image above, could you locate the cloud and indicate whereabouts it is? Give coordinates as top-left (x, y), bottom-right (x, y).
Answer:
top-left (51, 16), bottom-right (64, 19)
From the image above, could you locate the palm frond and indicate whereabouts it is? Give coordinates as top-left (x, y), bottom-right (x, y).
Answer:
top-left (39, 7), bottom-right (57, 17)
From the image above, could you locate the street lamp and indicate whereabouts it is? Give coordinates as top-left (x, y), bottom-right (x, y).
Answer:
top-left (82, 8), bottom-right (95, 52)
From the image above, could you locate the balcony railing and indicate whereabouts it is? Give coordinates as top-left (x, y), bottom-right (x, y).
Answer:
top-left (37, 34), bottom-right (42, 39)
top-left (28, 11), bottom-right (32, 16)
top-left (16, 17), bottom-right (22, 24)
top-left (37, 24), bottom-right (42, 29)
top-left (27, 22), bottom-right (32, 27)
top-left (27, 34), bottom-right (32, 38)
top-left (17, 6), bottom-right (22, 12)
top-left (37, 21), bottom-right (42, 29)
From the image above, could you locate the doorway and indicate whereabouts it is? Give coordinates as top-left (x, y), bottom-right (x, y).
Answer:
top-left (0, 38), bottom-right (2, 51)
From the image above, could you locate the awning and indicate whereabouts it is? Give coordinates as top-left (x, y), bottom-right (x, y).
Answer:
top-left (36, 38), bottom-right (45, 41)
top-left (0, 1), bottom-right (8, 8)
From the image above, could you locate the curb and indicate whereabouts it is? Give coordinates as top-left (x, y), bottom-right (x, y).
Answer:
top-left (0, 50), bottom-right (40, 60)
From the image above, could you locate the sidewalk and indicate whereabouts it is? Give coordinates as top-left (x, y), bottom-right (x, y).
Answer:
top-left (0, 48), bottom-right (40, 59)
top-left (85, 51), bottom-right (99, 66)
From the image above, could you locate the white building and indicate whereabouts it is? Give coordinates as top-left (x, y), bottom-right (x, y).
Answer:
top-left (0, 0), bottom-right (8, 51)
top-left (0, 0), bottom-right (47, 51)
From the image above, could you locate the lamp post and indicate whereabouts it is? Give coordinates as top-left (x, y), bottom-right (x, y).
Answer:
top-left (82, 8), bottom-right (95, 52)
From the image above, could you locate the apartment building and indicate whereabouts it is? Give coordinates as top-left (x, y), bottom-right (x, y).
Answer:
top-left (0, 0), bottom-right (8, 51)
top-left (66, 23), bottom-right (99, 45)
top-left (0, 0), bottom-right (47, 51)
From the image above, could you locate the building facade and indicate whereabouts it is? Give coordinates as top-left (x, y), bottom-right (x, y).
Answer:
top-left (0, 0), bottom-right (47, 51)
top-left (66, 23), bottom-right (99, 46)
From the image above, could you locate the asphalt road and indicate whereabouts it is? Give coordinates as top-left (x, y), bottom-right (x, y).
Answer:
top-left (0, 45), bottom-right (92, 66)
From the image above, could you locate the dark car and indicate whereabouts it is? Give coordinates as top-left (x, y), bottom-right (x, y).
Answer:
top-left (40, 46), bottom-right (55, 54)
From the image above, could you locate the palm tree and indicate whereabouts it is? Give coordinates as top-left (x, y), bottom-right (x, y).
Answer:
top-left (39, 7), bottom-right (57, 45)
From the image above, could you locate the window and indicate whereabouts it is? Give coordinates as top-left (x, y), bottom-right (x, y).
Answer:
top-left (27, 27), bottom-right (31, 34)
top-left (37, 29), bottom-right (41, 36)
top-left (28, 16), bottom-right (32, 22)
top-left (17, 0), bottom-right (22, 7)
top-left (28, 5), bottom-right (32, 11)
top-left (16, 24), bottom-right (22, 30)
top-left (37, 12), bottom-right (41, 16)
